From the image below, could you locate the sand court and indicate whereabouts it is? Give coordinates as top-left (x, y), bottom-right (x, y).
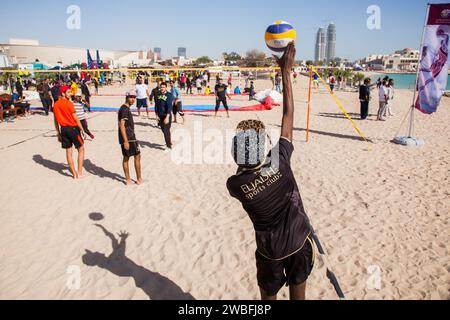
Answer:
top-left (0, 77), bottom-right (448, 300)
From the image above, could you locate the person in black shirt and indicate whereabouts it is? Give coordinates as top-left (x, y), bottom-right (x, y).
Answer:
top-left (51, 80), bottom-right (62, 103)
top-left (186, 76), bottom-right (193, 95)
top-left (227, 43), bottom-right (314, 301)
top-left (15, 79), bottom-right (24, 98)
top-left (150, 80), bottom-right (162, 103)
top-left (214, 78), bottom-right (232, 118)
top-left (80, 80), bottom-right (92, 112)
top-left (249, 81), bottom-right (256, 101)
top-left (359, 78), bottom-right (372, 120)
top-left (150, 80), bottom-right (162, 124)
top-left (118, 90), bottom-right (143, 186)
top-left (154, 82), bottom-right (173, 149)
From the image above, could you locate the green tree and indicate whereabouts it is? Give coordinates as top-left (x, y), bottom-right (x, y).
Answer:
top-left (223, 52), bottom-right (242, 65)
top-left (242, 50), bottom-right (267, 67)
top-left (342, 69), bottom-right (353, 86)
top-left (353, 72), bottom-right (365, 86)
top-left (305, 60), bottom-right (314, 66)
top-left (195, 56), bottom-right (213, 65)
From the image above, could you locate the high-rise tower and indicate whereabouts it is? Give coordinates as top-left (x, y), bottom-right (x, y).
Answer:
top-left (326, 23), bottom-right (336, 62)
top-left (315, 27), bottom-right (327, 62)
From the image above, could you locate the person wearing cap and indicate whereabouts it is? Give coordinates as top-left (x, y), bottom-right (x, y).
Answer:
top-left (74, 92), bottom-right (94, 140)
top-left (53, 85), bottom-right (86, 179)
top-left (214, 78), bottom-right (232, 118)
top-left (118, 90), bottom-right (143, 186)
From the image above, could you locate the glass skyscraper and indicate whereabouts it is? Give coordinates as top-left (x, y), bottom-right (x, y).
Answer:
top-left (178, 47), bottom-right (187, 58)
top-left (326, 23), bottom-right (336, 62)
top-left (315, 27), bottom-right (326, 62)
top-left (314, 23), bottom-right (337, 63)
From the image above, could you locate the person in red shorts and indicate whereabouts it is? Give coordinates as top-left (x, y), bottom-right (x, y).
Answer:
top-left (53, 85), bottom-right (86, 179)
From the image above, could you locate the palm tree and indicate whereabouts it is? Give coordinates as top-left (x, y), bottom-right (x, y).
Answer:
top-left (353, 72), bottom-right (365, 87)
top-left (342, 69), bottom-right (353, 87)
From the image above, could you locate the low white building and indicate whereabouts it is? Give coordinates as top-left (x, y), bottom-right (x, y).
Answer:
top-left (384, 48), bottom-right (420, 71)
top-left (359, 48), bottom-right (420, 71)
top-left (0, 38), bottom-right (154, 68)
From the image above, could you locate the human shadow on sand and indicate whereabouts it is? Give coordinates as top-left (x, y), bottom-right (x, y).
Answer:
top-left (32, 155), bottom-right (72, 177)
top-left (139, 141), bottom-right (165, 151)
top-left (82, 224), bottom-right (195, 300)
top-left (135, 122), bottom-right (161, 129)
top-left (317, 112), bottom-right (378, 122)
top-left (271, 125), bottom-right (373, 143)
top-left (84, 159), bottom-right (125, 183)
top-left (188, 113), bottom-right (213, 118)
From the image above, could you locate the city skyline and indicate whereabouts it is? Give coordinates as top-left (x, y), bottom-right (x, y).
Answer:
top-left (0, 0), bottom-right (435, 60)
top-left (314, 23), bottom-right (337, 63)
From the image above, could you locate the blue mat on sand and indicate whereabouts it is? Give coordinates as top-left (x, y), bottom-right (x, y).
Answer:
top-left (30, 104), bottom-right (266, 113)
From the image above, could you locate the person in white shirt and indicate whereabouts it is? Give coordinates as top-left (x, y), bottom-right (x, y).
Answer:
top-left (135, 77), bottom-right (150, 118)
top-left (196, 77), bottom-right (203, 94)
top-left (384, 79), bottom-right (395, 117)
top-left (202, 73), bottom-right (208, 88)
top-left (74, 92), bottom-right (94, 139)
top-left (377, 80), bottom-right (389, 121)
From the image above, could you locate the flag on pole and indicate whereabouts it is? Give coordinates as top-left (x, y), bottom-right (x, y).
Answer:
top-left (96, 50), bottom-right (102, 81)
top-left (87, 50), bottom-right (94, 69)
top-left (96, 50), bottom-right (101, 67)
top-left (416, 3), bottom-right (450, 114)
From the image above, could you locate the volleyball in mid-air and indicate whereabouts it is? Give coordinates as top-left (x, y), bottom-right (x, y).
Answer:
top-left (265, 20), bottom-right (296, 52)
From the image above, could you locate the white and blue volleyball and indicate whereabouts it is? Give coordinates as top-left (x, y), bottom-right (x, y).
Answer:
top-left (265, 20), bottom-right (296, 52)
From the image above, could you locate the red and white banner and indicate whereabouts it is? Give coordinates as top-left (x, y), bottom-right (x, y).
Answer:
top-left (416, 3), bottom-right (450, 114)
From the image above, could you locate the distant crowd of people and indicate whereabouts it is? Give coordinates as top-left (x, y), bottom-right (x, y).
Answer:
top-left (134, 70), bottom-right (256, 100)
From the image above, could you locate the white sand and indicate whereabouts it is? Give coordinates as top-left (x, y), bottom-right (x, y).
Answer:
top-left (0, 77), bottom-right (448, 300)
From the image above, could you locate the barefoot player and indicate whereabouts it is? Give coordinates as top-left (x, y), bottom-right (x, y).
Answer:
top-left (227, 43), bottom-right (315, 300)
top-left (118, 90), bottom-right (143, 185)
top-left (53, 85), bottom-right (86, 179)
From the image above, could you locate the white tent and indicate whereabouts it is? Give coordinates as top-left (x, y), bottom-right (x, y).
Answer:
top-left (0, 53), bottom-right (11, 68)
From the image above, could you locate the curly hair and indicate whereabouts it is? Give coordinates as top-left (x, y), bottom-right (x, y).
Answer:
top-left (236, 120), bottom-right (266, 133)
top-left (232, 120), bottom-right (267, 169)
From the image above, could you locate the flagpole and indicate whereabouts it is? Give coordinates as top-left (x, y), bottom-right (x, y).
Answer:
top-left (408, 4), bottom-right (431, 138)
top-left (306, 65), bottom-right (313, 143)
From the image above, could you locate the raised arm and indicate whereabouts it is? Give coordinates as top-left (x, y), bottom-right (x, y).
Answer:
top-left (275, 42), bottom-right (296, 142)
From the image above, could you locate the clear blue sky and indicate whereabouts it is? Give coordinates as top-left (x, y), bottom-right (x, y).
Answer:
top-left (0, 0), bottom-right (437, 60)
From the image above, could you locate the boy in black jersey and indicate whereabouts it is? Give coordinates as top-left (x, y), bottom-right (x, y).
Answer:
top-left (214, 78), bottom-right (232, 118)
top-left (227, 43), bottom-right (314, 300)
top-left (118, 90), bottom-right (143, 185)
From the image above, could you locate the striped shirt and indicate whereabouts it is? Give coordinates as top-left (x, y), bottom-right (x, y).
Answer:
top-left (74, 102), bottom-right (86, 120)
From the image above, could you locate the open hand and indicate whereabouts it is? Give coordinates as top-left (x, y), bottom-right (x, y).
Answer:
top-left (118, 231), bottom-right (130, 240)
